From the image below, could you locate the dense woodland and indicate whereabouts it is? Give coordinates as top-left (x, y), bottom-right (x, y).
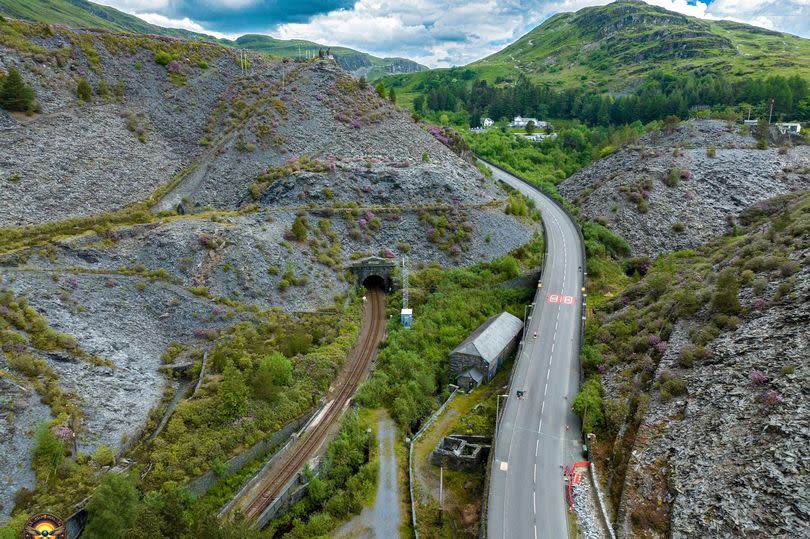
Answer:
top-left (389, 69), bottom-right (810, 126)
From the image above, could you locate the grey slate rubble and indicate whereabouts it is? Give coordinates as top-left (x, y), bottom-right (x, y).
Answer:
top-left (560, 119), bottom-right (810, 257)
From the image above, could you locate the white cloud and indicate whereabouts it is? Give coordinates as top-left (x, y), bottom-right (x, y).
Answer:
top-left (132, 12), bottom-right (240, 39)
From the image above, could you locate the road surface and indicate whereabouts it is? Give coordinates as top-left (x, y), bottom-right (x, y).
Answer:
top-left (485, 162), bottom-right (585, 539)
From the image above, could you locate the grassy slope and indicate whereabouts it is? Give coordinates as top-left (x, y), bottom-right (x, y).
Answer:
top-left (0, 0), bottom-right (192, 37)
top-left (385, 0), bottom-right (810, 100)
top-left (0, 0), bottom-right (426, 79)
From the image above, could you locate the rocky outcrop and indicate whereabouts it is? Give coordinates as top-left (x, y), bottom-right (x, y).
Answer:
top-left (561, 120), bottom-right (810, 256)
top-left (592, 193), bottom-right (809, 537)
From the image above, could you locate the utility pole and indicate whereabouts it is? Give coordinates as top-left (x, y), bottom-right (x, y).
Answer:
top-left (768, 98), bottom-right (775, 125)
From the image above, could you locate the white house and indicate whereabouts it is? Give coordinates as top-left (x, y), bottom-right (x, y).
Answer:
top-left (482, 117), bottom-right (494, 127)
top-left (776, 122), bottom-right (802, 134)
top-left (509, 116), bottom-right (548, 130)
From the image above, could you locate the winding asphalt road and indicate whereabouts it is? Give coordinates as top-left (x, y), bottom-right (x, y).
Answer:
top-left (484, 162), bottom-right (585, 539)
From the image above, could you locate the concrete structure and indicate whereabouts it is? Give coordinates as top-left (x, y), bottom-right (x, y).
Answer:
top-left (776, 122), bottom-right (802, 134)
top-left (401, 308), bottom-right (413, 329)
top-left (431, 434), bottom-right (491, 471)
top-left (449, 312), bottom-right (523, 384)
top-left (347, 255), bottom-right (395, 291)
top-left (744, 119), bottom-right (759, 126)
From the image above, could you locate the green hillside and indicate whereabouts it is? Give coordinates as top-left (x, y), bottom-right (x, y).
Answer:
top-left (475, 0), bottom-right (810, 89)
top-left (0, 0), bottom-right (426, 79)
top-left (386, 0), bottom-right (810, 97)
top-left (0, 0), bottom-right (194, 37)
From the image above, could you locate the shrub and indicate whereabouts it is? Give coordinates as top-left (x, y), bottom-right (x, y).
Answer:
top-left (0, 67), bottom-right (36, 112)
top-left (76, 78), bottom-right (93, 101)
top-left (762, 389), bottom-right (783, 407)
top-left (573, 378), bottom-right (604, 433)
top-left (749, 370), bottom-right (769, 386)
top-left (217, 364), bottom-right (248, 418)
top-left (154, 50), bottom-right (173, 66)
top-left (712, 268), bottom-right (740, 315)
top-left (660, 377), bottom-right (687, 401)
top-left (663, 168), bottom-right (680, 187)
top-left (756, 138), bottom-right (768, 150)
top-left (83, 474), bottom-right (138, 538)
top-left (671, 222), bottom-right (685, 233)
top-left (32, 422), bottom-right (64, 479)
top-left (93, 445), bottom-right (116, 467)
top-left (291, 216), bottom-right (308, 241)
top-left (706, 146), bottom-right (716, 158)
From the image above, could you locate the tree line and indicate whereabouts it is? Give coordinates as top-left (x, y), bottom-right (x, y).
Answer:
top-left (408, 70), bottom-right (810, 126)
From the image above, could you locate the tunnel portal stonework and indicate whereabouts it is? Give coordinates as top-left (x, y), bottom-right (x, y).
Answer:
top-left (348, 256), bottom-right (396, 291)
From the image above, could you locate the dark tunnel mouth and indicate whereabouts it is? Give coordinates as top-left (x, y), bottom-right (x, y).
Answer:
top-left (362, 274), bottom-right (386, 290)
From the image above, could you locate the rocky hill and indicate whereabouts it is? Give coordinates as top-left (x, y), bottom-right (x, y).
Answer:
top-left (560, 119), bottom-right (810, 256)
top-left (0, 20), bottom-right (533, 522)
top-left (0, 0), bottom-right (427, 80)
top-left (473, 0), bottom-right (810, 90)
top-left (585, 192), bottom-right (809, 537)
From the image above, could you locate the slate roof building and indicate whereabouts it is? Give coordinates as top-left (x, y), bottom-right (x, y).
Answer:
top-left (450, 312), bottom-right (524, 390)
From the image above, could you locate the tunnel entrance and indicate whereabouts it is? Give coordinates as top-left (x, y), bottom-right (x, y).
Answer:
top-left (362, 274), bottom-right (386, 290)
top-left (348, 256), bottom-right (396, 293)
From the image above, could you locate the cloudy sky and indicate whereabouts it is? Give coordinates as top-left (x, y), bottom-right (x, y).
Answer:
top-left (95, 0), bottom-right (810, 67)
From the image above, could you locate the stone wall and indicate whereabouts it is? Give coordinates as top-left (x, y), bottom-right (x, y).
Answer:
top-left (430, 434), bottom-right (491, 472)
top-left (449, 352), bottom-right (486, 380)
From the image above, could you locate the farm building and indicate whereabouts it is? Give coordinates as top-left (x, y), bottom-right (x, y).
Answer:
top-left (450, 312), bottom-right (523, 390)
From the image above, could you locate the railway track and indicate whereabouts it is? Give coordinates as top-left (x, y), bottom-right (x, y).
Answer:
top-left (238, 286), bottom-right (386, 523)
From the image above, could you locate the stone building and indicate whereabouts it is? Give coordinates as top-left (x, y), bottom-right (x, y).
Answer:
top-left (449, 312), bottom-right (523, 390)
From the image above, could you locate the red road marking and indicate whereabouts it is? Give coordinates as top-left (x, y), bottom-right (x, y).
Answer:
top-left (546, 294), bottom-right (577, 305)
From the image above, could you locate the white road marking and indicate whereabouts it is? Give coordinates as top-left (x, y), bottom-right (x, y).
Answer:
top-left (500, 461), bottom-right (508, 471)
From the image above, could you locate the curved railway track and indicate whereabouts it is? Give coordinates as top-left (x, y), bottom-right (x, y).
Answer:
top-left (239, 286), bottom-right (386, 523)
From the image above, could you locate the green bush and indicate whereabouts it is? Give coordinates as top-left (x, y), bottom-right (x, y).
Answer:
top-left (32, 422), bottom-right (65, 479)
top-left (660, 377), bottom-right (687, 401)
top-left (291, 216), bottom-right (308, 241)
top-left (83, 474), bottom-right (139, 539)
top-left (93, 445), bottom-right (116, 467)
top-left (573, 378), bottom-right (604, 434)
top-left (663, 168), bottom-right (680, 187)
top-left (154, 50), bottom-right (173, 66)
top-left (76, 78), bottom-right (93, 101)
top-left (0, 67), bottom-right (36, 112)
top-left (706, 146), bottom-right (717, 158)
top-left (712, 268), bottom-right (740, 315)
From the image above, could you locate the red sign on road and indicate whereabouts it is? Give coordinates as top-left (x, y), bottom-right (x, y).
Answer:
top-left (546, 294), bottom-right (577, 305)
